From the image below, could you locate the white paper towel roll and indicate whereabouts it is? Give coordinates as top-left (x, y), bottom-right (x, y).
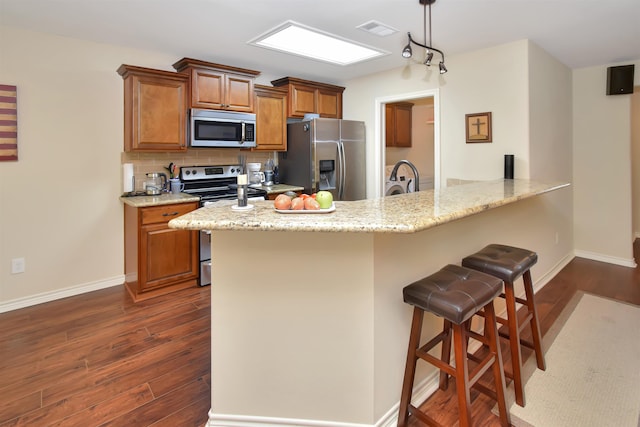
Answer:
top-left (123, 163), bottom-right (134, 193)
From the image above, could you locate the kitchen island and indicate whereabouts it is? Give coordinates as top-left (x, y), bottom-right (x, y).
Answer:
top-left (169, 179), bottom-right (570, 427)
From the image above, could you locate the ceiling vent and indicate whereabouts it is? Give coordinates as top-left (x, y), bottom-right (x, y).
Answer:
top-left (357, 20), bottom-right (398, 37)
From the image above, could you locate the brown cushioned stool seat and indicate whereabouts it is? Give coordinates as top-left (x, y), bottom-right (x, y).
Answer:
top-left (398, 264), bottom-right (511, 427)
top-left (462, 244), bottom-right (546, 407)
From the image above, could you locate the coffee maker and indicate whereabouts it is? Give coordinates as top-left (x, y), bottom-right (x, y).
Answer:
top-left (145, 172), bottom-right (167, 195)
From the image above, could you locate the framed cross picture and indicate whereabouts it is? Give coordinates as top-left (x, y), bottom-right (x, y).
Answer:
top-left (465, 112), bottom-right (492, 143)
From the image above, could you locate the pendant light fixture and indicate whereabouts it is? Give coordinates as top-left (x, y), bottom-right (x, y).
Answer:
top-left (401, 0), bottom-right (447, 74)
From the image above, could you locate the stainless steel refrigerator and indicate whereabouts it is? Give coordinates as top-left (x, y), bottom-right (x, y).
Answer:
top-left (278, 118), bottom-right (366, 200)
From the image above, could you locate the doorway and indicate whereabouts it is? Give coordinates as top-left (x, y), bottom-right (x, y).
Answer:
top-left (374, 89), bottom-right (440, 197)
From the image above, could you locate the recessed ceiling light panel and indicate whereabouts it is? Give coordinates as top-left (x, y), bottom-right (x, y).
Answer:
top-left (249, 20), bottom-right (388, 66)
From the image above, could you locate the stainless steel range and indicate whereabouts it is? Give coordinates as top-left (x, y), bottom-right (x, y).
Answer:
top-left (180, 165), bottom-right (267, 286)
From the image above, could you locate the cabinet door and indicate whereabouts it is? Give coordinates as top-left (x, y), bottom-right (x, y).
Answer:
top-left (289, 84), bottom-right (317, 117)
top-left (317, 88), bottom-right (342, 118)
top-left (126, 73), bottom-right (188, 152)
top-left (254, 87), bottom-right (287, 151)
top-left (385, 103), bottom-right (413, 147)
top-left (140, 223), bottom-right (198, 292)
top-left (225, 74), bottom-right (255, 112)
top-left (191, 70), bottom-right (254, 111)
top-left (385, 104), bottom-right (395, 147)
top-left (191, 69), bottom-right (225, 109)
top-left (393, 105), bottom-right (412, 147)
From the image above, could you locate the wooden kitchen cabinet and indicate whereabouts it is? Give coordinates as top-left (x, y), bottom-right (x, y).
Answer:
top-left (117, 65), bottom-right (189, 152)
top-left (271, 77), bottom-right (344, 119)
top-left (124, 202), bottom-right (199, 302)
top-left (253, 85), bottom-right (288, 151)
top-left (385, 102), bottom-right (414, 147)
top-left (173, 57), bottom-right (260, 112)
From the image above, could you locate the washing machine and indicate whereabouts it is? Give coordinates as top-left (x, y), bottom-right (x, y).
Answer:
top-left (385, 180), bottom-right (406, 196)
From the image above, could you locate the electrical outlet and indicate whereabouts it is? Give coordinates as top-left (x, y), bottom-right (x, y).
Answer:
top-left (11, 258), bottom-right (25, 274)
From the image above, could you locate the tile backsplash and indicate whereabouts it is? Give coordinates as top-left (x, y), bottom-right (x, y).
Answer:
top-left (121, 148), bottom-right (276, 193)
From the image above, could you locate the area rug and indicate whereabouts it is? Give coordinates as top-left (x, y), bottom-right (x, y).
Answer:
top-left (494, 292), bottom-right (640, 427)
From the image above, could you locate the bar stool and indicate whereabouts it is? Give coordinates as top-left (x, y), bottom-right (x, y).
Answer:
top-left (462, 244), bottom-right (546, 407)
top-left (398, 264), bottom-right (511, 427)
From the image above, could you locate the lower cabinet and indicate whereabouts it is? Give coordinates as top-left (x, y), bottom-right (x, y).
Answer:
top-left (124, 202), bottom-right (199, 301)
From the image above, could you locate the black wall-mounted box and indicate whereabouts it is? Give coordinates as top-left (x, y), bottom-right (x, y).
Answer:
top-left (606, 65), bottom-right (635, 95)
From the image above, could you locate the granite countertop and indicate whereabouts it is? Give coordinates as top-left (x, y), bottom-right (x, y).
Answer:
top-left (260, 183), bottom-right (305, 194)
top-left (120, 192), bottom-right (200, 208)
top-left (119, 184), bottom-right (303, 209)
top-left (168, 179), bottom-right (570, 234)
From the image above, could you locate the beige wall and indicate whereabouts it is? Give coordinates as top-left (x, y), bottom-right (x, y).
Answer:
top-left (344, 40), bottom-right (532, 196)
top-left (0, 26), bottom-right (275, 310)
top-left (527, 42), bottom-right (574, 272)
top-left (0, 26), bottom-right (175, 309)
top-left (572, 60), bottom-right (640, 265)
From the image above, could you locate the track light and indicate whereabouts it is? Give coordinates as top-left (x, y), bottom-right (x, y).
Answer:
top-left (402, 43), bottom-right (412, 58)
top-left (424, 51), bottom-right (433, 66)
top-left (401, 0), bottom-right (448, 74)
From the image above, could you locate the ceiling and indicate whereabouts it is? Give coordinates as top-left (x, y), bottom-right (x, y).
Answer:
top-left (1, 0), bottom-right (639, 85)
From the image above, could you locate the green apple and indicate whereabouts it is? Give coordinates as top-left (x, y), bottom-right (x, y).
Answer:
top-left (315, 190), bottom-right (333, 209)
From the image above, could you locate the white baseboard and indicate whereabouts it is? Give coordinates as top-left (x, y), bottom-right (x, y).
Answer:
top-left (534, 250), bottom-right (575, 292)
top-left (574, 249), bottom-right (637, 268)
top-left (206, 373), bottom-right (440, 427)
top-left (0, 275), bottom-right (124, 313)
top-left (206, 410), bottom-right (374, 427)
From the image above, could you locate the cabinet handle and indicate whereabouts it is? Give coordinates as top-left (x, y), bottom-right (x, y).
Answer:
top-left (162, 212), bottom-right (180, 217)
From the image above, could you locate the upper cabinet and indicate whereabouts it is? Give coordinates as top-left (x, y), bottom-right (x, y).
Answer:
top-left (117, 65), bottom-right (189, 152)
top-left (173, 58), bottom-right (260, 112)
top-left (385, 102), bottom-right (414, 148)
top-left (253, 85), bottom-right (288, 152)
top-left (271, 77), bottom-right (344, 119)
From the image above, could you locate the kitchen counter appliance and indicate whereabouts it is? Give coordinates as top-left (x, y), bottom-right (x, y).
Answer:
top-left (278, 118), bottom-right (366, 200)
top-left (180, 165), bottom-right (267, 286)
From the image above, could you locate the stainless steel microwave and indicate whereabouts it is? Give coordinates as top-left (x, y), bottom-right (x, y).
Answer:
top-left (190, 109), bottom-right (256, 148)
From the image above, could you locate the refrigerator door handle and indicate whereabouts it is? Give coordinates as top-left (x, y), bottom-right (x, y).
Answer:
top-left (338, 141), bottom-right (346, 200)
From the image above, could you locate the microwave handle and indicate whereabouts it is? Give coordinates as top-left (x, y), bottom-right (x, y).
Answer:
top-left (241, 122), bottom-right (246, 144)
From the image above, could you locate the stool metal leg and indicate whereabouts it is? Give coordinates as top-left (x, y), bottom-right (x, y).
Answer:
top-left (523, 270), bottom-right (546, 370)
top-left (398, 307), bottom-right (424, 427)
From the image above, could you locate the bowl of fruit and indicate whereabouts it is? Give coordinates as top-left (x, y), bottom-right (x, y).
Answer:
top-left (273, 191), bottom-right (335, 214)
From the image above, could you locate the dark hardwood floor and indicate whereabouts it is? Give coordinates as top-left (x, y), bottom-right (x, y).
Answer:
top-left (1, 241), bottom-right (638, 426)
top-left (0, 284), bottom-right (211, 426)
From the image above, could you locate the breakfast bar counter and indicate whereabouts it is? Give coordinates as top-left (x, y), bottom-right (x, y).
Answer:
top-left (168, 179), bottom-right (571, 427)
top-left (169, 179), bottom-right (568, 233)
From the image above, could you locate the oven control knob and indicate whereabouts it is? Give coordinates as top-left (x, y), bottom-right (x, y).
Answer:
top-left (192, 170), bottom-right (197, 175)
top-left (184, 170), bottom-right (190, 175)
